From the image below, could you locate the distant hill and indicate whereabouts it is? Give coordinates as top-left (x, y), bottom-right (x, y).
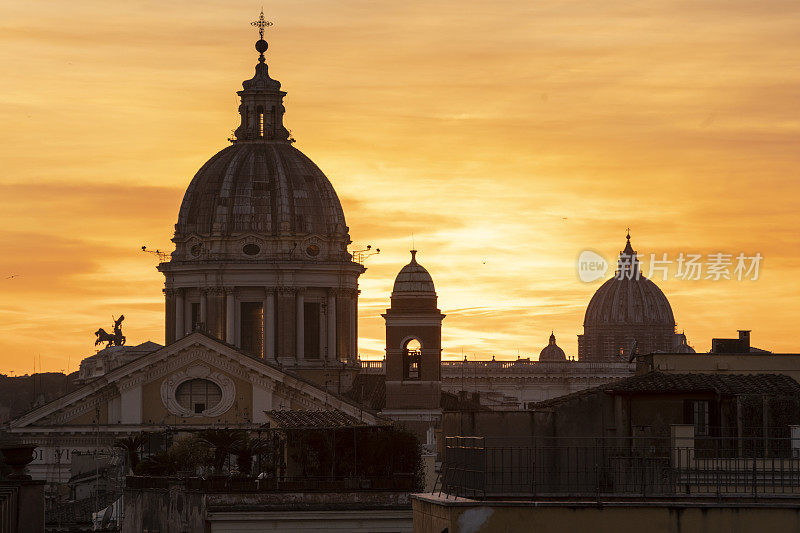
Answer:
top-left (0, 372), bottom-right (81, 424)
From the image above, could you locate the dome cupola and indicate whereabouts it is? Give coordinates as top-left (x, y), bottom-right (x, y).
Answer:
top-left (170, 10), bottom-right (350, 263)
top-left (539, 332), bottom-right (567, 362)
top-left (578, 231), bottom-right (683, 362)
top-left (583, 232), bottom-right (675, 328)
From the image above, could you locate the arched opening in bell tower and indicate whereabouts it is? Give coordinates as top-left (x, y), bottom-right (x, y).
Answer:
top-left (403, 338), bottom-right (422, 380)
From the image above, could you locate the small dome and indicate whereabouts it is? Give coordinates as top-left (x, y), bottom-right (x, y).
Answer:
top-left (673, 332), bottom-right (696, 353)
top-left (392, 250), bottom-right (436, 296)
top-left (539, 333), bottom-right (566, 362)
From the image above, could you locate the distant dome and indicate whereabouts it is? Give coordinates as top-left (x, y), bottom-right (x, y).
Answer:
top-left (673, 332), bottom-right (696, 353)
top-left (539, 333), bottom-right (566, 362)
top-left (584, 234), bottom-right (675, 328)
top-left (578, 232), bottom-right (681, 362)
top-left (176, 142), bottom-right (347, 238)
top-left (392, 250), bottom-right (436, 296)
top-left (584, 276), bottom-right (675, 327)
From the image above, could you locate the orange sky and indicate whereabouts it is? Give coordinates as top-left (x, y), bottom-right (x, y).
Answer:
top-left (2, 1), bottom-right (799, 373)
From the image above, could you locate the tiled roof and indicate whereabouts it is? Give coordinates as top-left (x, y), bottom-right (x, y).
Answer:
top-left (532, 372), bottom-right (800, 409)
top-left (604, 372), bottom-right (800, 395)
top-left (264, 410), bottom-right (370, 429)
top-left (346, 374), bottom-right (387, 411)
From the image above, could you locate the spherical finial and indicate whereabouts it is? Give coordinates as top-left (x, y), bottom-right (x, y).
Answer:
top-left (255, 39), bottom-right (268, 53)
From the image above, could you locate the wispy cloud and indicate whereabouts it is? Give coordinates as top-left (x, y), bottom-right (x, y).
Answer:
top-left (1, 0), bottom-right (799, 370)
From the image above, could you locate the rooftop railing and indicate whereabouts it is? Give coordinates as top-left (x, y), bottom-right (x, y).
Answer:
top-left (357, 359), bottom-right (634, 374)
top-left (438, 428), bottom-right (800, 501)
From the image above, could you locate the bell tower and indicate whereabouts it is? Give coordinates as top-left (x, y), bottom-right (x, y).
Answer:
top-left (382, 251), bottom-right (445, 427)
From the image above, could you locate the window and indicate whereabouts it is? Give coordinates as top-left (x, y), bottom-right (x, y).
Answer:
top-left (693, 400), bottom-right (710, 436)
top-left (241, 302), bottom-right (264, 356)
top-left (304, 302), bottom-right (321, 359)
top-left (403, 339), bottom-right (422, 380)
top-left (257, 106), bottom-right (264, 137)
top-left (243, 243), bottom-right (261, 256)
top-left (191, 302), bottom-right (200, 331)
top-left (175, 379), bottom-right (222, 415)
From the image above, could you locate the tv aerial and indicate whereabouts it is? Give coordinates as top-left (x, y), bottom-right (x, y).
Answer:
top-left (352, 245), bottom-right (380, 264)
top-left (141, 245), bottom-right (170, 262)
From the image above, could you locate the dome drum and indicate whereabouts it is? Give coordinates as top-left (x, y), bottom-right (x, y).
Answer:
top-left (170, 233), bottom-right (351, 264)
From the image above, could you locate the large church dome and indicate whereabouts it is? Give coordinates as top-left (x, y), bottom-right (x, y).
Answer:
top-left (176, 142), bottom-right (347, 238)
top-left (159, 14), bottom-right (364, 368)
top-left (584, 274), bottom-right (675, 327)
top-left (578, 233), bottom-right (681, 362)
top-left (169, 16), bottom-right (351, 264)
top-left (583, 233), bottom-right (675, 327)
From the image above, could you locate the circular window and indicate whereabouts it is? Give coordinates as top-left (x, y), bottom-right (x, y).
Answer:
top-left (306, 244), bottom-right (320, 257)
top-left (175, 378), bottom-right (222, 415)
top-left (190, 243), bottom-right (202, 257)
top-left (243, 243), bottom-right (261, 256)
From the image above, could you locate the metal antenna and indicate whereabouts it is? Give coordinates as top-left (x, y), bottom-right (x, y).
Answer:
top-left (351, 244), bottom-right (380, 264)
top-left (141, 245), bottom-right (170, 262)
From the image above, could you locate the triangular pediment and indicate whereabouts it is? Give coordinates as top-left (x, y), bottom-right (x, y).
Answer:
top-left (10, 333), bottom-right (382, 430)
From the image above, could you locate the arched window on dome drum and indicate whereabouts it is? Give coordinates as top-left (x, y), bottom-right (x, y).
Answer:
top-left (403, 339), bottom-right (421, 380)
top-left (176, 379), bottom-right (222, 414)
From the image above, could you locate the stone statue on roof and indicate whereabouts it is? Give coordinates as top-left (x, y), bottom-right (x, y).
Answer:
top-left (94, 315), bottom-right (126, 349)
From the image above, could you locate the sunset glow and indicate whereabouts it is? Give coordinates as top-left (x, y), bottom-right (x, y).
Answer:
top-left (2, 0), bottom-right (799, 373)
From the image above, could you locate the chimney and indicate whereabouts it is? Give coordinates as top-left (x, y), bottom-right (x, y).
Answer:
top-left (738, 330), bottom-right (751, 352)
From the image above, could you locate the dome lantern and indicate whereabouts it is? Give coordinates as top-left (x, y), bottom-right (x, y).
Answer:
top-left (233, 9), bottom-right (291, 143)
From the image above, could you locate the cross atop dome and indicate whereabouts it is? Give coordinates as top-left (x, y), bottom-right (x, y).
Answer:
top-left (251, 9), bottom-right (273, 39)
top-left (251, 10), bottom-right (273, 64)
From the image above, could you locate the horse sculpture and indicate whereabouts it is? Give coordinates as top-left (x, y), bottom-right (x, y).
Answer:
top-left (95, 315), bottom-right (126, 348)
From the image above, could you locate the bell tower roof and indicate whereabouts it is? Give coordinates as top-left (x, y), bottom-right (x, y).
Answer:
top-left (391, 250), bottom-right (437, 296)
